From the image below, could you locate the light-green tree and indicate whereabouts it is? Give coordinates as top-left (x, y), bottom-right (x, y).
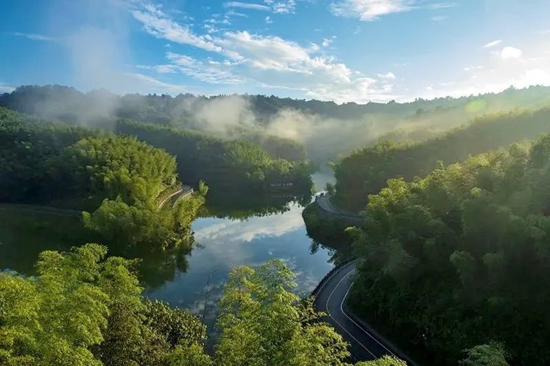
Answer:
top-left (459, 342), bottom-right (509, 366)
top-left (214, 260), bottom-right (351, 366)
top-left (356, 355), bottom-right (407, 366)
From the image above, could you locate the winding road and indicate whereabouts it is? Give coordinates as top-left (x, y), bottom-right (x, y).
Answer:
top-left (314, 262), bottom-right (410, 363)
top-left (315, 195), bottom-right (364, 225)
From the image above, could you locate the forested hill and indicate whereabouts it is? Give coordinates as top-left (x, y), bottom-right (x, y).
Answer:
top-left (0, 107), bottom-right (206, 254)
top-left (3, 84), bottom-right (550, 165)
top-left (2, 84), bottom-right (550, 122)
top-left (350, 134), bottom-right (550, 365)
top-left (113, 119), bottom-right (314, 195)
top-left (333, 106), bottom-right (550, 212)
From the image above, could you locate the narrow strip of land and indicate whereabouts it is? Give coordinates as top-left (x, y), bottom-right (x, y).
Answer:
top-left (0, 204), bottom-right (82, 218)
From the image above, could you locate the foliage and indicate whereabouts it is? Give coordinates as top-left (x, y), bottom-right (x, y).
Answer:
top-left (302, 203), bottom-right (355, 246)
top-left (350, 135), bottom-right (550, 365)
top-left (214, 260), bottom-right (351, 366)
top-left (356, 356), bottom-right (407, 366)
top-left (459, 342), bottom-right (509, 366)
top-left (0, 245), bottom-right (404, 366)
top-left (334, 107), bottom-right (550, 211)
top-left (0, 108), bottom-right (204, 254)
top-left (54, 135), bottom-right (178, 209)
top-left (0, 244), bottom-right (110, 365)
top-left (113, 119), bottom-right (314, 197)
top-left (3, 84), bottom-right (550, 126)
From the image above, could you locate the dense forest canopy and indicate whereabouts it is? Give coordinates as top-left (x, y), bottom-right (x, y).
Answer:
top-left (333, 107), bottom-right (550, 211)
top-left (0, 245), bottom-right (407, 366)
top-left (2, 84), bottom-right (550, 164)
top-left (349, 134), bottom-right (550, 365)
top-left (0, 107), bottom-right (205, 254)
top-left (113, 119), bottom-right (314, 195)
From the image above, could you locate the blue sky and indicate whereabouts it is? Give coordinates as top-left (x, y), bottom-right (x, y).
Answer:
top-left (1, 0), bottom-right (549, 102)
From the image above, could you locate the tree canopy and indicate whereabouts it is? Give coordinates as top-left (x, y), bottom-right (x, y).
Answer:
top-left (0, 245), bottom-right (405, 366)
top-left (333, 107), bottom-right (550, 211)
top-left (349, 134), bottom-right (550, 365)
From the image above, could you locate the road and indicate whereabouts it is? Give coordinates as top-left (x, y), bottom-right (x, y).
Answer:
top-left (315, 195), bottom-right (364, 225)
top-left (157, 185), bottom-right (194, 209)
top-left (314, 262), bottom-right (401, 362)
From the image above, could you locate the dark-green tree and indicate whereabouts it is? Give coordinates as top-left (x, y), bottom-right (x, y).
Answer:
top-left (333, 107), bottom-right (550, 211)
top-left (349, 135), bottom-right (550, 365)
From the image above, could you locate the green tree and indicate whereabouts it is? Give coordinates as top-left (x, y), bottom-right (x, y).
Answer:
top-left (215, 260), bottom-right (350, 366)
top-left (356, 356), bottom-right (407, 366)
top-left (0, 244), bottom-right (110, 366)
top-left (459, 343), bottom-right (509, 366)
top-left (349, 135), bottom-right (550, 365)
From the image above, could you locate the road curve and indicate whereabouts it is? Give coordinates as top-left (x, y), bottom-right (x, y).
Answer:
top-left (314, 262), bottom-right (399, 362)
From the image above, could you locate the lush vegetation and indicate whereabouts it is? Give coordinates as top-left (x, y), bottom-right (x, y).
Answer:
top-left (0, 107), bottom-right (205, 254)
top-left (113, 119), bottom-right (314, 196)
top-left (333, 107), bottom-right (550, 211)
top-left (3, 85), bottom-right (550, 166)
top-left (2, 84), bottom-right (549, 124)
top-left (0, 244), bottom-right (404, 365)
top-left (349, 134), bottom-right (550, 365)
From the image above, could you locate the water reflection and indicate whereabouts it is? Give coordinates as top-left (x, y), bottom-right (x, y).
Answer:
top-left (145, 199), bottom-right (340, 342)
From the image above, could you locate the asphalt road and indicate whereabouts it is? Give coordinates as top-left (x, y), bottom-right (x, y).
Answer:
top-left (314, 262), bottom-right (398, 362)
top-left (315, 195), bottom-right (363, 222)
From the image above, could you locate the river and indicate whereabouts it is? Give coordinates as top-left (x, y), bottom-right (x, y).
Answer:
top-left (0, 172), bottom-right (341, 341)
top-left (145, 172), bottom-right (339, 339)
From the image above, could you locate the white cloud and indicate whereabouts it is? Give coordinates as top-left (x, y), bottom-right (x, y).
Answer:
top-left (164, 52), bottom-right (245, 84)
top-left (500, 46), bottom-right (522, 60)
top-left (131, 1), bottom-right (397, 103)
top-left (431, 15), bottom-right (447, 22)
top-left (330, 0), bottom-right (458, 21)
top-left (322, 38), bottom-right (332, 47)
top-left (265, 16), bottom-right (273, 23)
top-left (0, 84), bottom-right (14, 93)
top-left (224, 2), bottom-right (271, 11)
top-left (418, 43), bottom-right (550, 100)
top-left (331, 0), bottom-right (415, 21)
top-left (126, 73), bottom-right (190, 93)
top-left (12, 32), bottom-right (58, 42)
top-left (226, 10), bottom-right (249, 17)
top-left (131, 5), bottom-right (223, 53)
top-left (426, 2), bottom-right (456, 10)
top-left (378, 72), bottom-right (396, 79)
top-left (272, 0), bottom-right (296, 14)
top-left (483, 39), bottom-right (502, 48)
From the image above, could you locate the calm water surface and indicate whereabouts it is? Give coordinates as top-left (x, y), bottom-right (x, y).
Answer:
top-left (146, 173), bottom-right (337, 334)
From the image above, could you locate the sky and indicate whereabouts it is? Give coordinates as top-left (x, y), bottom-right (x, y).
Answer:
top-left (1, 0), bottom-right (549, 103)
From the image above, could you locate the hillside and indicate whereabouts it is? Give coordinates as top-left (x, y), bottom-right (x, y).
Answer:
top-left (2, 85), bottom-right (550, 164)
top-left (333, 106), bottom-right (550, 212)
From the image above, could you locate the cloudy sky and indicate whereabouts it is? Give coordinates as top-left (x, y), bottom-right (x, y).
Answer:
top-left (1, 0), bottom-right (549, 102)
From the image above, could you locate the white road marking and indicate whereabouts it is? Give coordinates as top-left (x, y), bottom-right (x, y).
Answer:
top-left (325, 269), bottom-right (377, 358)
top-left (314, 261), bottom-right (356, 299)
top-left (340, 282), bottom-right (397, 357)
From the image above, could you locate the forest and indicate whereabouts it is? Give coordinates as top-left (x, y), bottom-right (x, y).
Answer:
top-left (112, 119), bottom-right (314, 195)
top-left (332, 107), bottom-right (550, 212)
top-left (2, 85), bottom-right (550, 165)
top-left (0, 244), bottom-right (410, 366)
top-left (348, 134), bottom-right (550, 365)
top-left (0, 107), bottom-right (205, 254)
top-left (4, 83), bottom-right (550, 365)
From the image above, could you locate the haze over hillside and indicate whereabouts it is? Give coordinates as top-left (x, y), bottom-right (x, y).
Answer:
top-left (2, 84), bottom-right (550, 165)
